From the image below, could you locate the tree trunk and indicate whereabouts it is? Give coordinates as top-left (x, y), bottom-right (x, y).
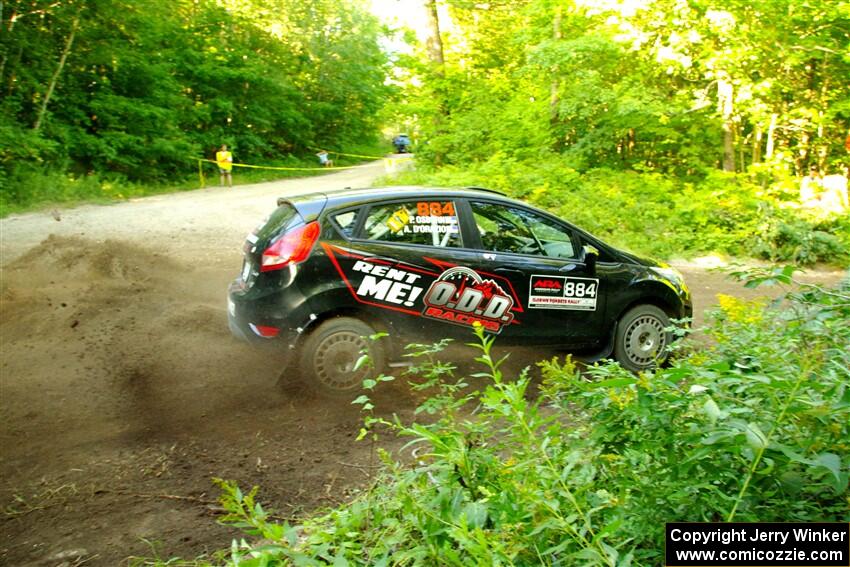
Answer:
top-left (422, 0), bottom-right (445, 165)
top-left (423, 0), bottom-right (444, 67)
top-left (549, 6), bottom-right (563, 150)
top-left (718, 74), bottom-right (735, 172)
top-left (795, 131), bottom-right (810, 176)
top-left (765, 113), bottom-right (777, 159)
top-left (33, 8), bottom-right (81, 131)
top-left (0, 3), bottom-right (12, 85)
top-left (737, 124), bottom-right (744, 172)
top-left (548, 6), bottom-right (562, 125)
top-left (752, 125), bottom-right (763, 165)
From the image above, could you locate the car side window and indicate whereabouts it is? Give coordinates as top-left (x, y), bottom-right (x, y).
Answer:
top-left (361, 200), bottom-right (461, 248)
top-left (470, 201), bottom-right (576, 259)
top-left (331, 210), bottom-right (359, 238)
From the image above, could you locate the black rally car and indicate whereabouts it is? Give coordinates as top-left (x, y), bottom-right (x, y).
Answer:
top-left (228, 186), bottom-right (692, 392)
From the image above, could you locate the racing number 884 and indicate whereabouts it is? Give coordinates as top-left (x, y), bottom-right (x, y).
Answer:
top-left (417, 202), bottom-right (455, 217)
top-left (564, 281), bottom-right (596, 298)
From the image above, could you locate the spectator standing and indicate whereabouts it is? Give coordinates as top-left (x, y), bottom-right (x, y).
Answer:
top-left (216, 145), bottom-right (233, 187)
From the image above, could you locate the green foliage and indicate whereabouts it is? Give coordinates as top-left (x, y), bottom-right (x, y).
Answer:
top-left (404, 0), bottom-right (849, 176)
top-left (158, 271), bottom-right (848, 565)
top-left (0, 0), bottom-right (391, 207)
top-left (380, 157), bottom-right (849, 265)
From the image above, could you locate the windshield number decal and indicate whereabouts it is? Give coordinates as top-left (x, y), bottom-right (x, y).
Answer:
top-left (417, 201), bottom-right (455, 216)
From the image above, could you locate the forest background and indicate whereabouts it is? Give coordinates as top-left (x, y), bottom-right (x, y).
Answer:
top-left (1, 0), bottom-right (849, 266)
top-left (2, 2), bottom-right (848, 565)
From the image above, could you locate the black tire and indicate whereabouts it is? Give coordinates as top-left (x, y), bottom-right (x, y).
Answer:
top-left (299, 317), bottom-right (385, 394)
top-left (613, 305), bottom-right (671, 372)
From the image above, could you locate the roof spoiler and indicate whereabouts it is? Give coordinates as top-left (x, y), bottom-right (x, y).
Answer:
top-left (465, 186), bottom-right (506, 196)
top-left (277, 193), bottom-right (329, 223)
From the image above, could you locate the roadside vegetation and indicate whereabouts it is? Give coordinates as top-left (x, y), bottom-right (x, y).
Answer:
top-left (378, 0), bottom-right (850, 266)
top-left (383, 162), bottom-right (850, 265)
top-left (136, 268), bottom-right (849, 566)
top-left (0, 0), bottom-right (391, 215)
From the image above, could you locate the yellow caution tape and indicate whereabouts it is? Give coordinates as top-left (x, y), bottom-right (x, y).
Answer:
top-left (195, 158), bottom-right (369, 171)
top-left (308, 146), bottom-right (387, 160)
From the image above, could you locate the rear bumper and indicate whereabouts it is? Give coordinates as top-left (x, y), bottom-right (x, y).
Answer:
top-left (227, 279), bottom-right (303, 351)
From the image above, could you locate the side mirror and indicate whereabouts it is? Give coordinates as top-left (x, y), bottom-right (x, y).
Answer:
top-left (583, 244), bottom-right (599, 276)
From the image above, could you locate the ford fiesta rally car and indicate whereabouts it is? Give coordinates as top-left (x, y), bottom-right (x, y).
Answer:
top-left (228, 186), bottom-right (692, 392)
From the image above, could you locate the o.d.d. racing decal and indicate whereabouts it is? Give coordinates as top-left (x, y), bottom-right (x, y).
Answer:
top-left (529, 275), bottom-right (598, 311)
top-left (322, 243), bottom-right (522, 333)
top-left (423, 267), bottom-right (514, 333)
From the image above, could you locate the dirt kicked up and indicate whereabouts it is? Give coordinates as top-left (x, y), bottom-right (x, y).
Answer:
top-left (0, 234), bottom-right (425, 564)
top-left (1, 164), bottom-right (845, 564)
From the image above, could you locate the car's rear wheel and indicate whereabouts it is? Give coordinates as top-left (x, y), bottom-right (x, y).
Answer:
top-left (613, 305), bottom-right (671, 372)
top-left (299, 317), bottom-right (385, 394)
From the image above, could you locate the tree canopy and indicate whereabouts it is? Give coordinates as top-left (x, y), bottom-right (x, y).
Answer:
top-left (399, 0), bottom-right (850, 176)
top-left (0, 0), bottom-right (390, 187)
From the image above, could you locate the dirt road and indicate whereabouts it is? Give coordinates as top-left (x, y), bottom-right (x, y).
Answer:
top-left (0, 163), bottom-right (844, 565)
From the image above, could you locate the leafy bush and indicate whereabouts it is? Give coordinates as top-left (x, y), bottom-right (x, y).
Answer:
top-left (165, 268), bottom-right (848, 566)
top-left (379, 157), bottom-right (849, 265)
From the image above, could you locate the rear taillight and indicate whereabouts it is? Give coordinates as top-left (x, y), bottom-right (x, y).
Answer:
top-left (249, 323), bottom-right (280, 338)
top-left (260, 221), bottom-right (320, 272)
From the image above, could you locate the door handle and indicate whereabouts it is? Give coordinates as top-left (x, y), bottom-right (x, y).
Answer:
top-left (558, 263), bottom-right (578, 273)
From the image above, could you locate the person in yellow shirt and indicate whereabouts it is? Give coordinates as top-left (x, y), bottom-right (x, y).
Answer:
top-left (216, 144), bottom-right (233, 187)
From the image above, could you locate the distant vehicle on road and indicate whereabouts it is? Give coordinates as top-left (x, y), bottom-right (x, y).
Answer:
top-left (228, 186), bottom-right (692, 392)
top-left (392, 134), bottom-right (412, 153)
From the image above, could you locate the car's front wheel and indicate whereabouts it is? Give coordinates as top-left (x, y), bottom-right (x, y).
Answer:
top-left (299, 317), bottom-right (385, 394)
top-left (613, 304), bottom-right (671, 372)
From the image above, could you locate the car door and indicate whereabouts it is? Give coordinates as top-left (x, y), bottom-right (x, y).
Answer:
top-left (321, 197), bottom-right (516, 343)
top-left (459, 199), bottom-right (609, 346)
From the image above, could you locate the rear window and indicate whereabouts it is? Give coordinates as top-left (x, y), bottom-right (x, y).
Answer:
top-left (257, 203), bottom-right (299, 241)
top-left (361, 200), bottom-right (461, 248)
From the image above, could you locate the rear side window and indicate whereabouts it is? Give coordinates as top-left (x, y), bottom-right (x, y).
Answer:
top-left (331, 209), bottom-right (359, 238)
top-left (361, 200), bottom-right (461, 248)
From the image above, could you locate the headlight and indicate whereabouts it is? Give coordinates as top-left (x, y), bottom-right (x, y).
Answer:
top-left (651, 266), bottom-right (688, 296)
top-left (652, 266), bottom-right (684, 285)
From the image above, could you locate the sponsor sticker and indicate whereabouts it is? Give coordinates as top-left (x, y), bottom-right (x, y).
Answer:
top-left (321, 243), bottom-right (522, 333)
top-left (386, 207), bottom-right (411, 233)
top-left (350, 259), bottom-right (424, 307)
top-left (529, 275), bottom-right (598, 311)
top-left (422, 267), bottom-right (515, 333)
